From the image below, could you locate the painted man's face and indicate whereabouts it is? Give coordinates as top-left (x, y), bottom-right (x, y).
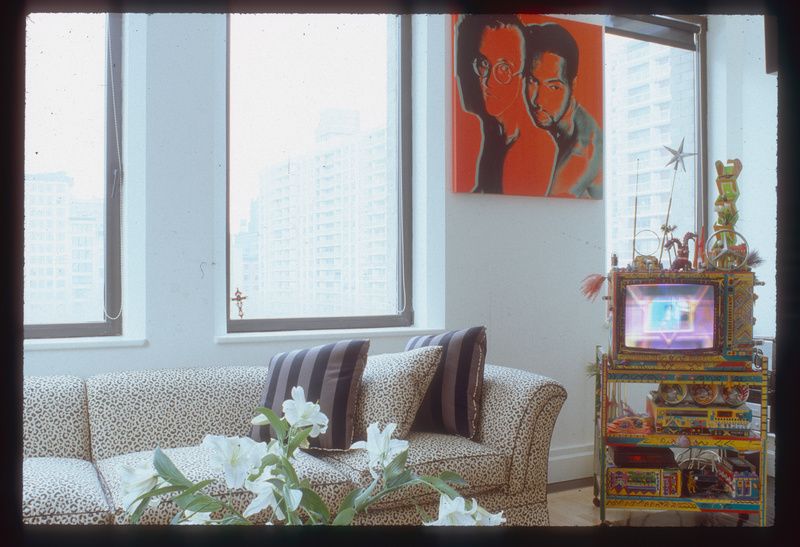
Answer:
top-left (475, 26), bottom-right (524, 118)
top-left (526, 51), bottom-right (572, 129)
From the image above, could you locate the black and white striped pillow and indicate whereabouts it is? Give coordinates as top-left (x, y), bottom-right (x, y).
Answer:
top-left (250, 339), bottom-right (370, 450)
top-left (406, 326), bottom-right (487, 439)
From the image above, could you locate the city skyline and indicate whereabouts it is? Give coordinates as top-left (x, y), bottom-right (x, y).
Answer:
top-left (229, 109), bottom-right (399, 321)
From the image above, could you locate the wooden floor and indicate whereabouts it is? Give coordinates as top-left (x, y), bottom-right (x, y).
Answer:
top-left (547, 477), bottom-right (774, 527)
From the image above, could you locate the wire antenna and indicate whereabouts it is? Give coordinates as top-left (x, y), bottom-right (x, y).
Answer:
top-left (632, 158), bottom-right (640, 261)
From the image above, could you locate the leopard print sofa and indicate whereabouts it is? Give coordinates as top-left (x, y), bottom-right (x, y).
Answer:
top-left (22, 364), bottom-right (566, 526)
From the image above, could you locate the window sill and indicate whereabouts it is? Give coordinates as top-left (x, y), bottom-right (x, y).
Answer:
top-left (216, 326), bottom-right (443, 345)
top-left (23, 337), bottom-right (148, 351)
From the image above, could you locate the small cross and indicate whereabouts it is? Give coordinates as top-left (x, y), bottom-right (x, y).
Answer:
top-left (231, 287), bottom-right (247, 319)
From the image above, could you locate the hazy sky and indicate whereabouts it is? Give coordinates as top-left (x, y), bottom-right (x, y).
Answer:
top-left (25, 13), bottom-right (107, 198)
top-left (25, 13), bottom-right (393, 221)
top-left (229, 14), bottom-right (392, 230)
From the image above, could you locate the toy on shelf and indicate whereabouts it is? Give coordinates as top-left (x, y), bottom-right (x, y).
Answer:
top-left (708, 160), bottom-right (743, 269)
top-left (718, 456), bottom-right (760, 500)
top-left (647, 392), bottom-right (753, 436)
top-left (607, 414), bottom-right (653, 435)
top-left (664, 231), bottom-right (697, 271)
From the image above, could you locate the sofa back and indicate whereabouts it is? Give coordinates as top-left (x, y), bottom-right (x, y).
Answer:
top-left (85, 366), bottom-right (268, 461)
top-left (23, 375), bottom-right (92, 460)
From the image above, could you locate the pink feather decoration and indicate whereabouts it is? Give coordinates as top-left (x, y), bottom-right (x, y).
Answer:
top-left (580, 274), bottom-right (607, 302)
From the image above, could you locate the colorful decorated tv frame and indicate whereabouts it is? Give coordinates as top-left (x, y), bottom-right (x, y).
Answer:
top-left (608, 270), bottom-right (755, 370)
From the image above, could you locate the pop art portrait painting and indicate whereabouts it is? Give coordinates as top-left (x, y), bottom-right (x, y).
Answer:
top-left (452, 14), bottom-right (603, 199)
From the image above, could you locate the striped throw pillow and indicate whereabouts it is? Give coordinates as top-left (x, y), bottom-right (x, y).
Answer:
top-left (251, 339), bottom-right (370, 450)
top-left (406, 327), bottom-right (487, 439)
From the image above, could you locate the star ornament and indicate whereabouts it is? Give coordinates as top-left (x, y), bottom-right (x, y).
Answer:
top-left (664, 137), bottom-right (697, 172)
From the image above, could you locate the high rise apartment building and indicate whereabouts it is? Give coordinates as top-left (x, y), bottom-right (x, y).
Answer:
top-left (24, 172), bottom-right (105, 324)
top-left (230, 111), bottom-right (397, 320)
top-left (605, 36), bottom-right (698, 266)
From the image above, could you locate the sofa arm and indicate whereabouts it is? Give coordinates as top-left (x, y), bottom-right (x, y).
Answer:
top-left (474, 364), bottom-right (567, 497)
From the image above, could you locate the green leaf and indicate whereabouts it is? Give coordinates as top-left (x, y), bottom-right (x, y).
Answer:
top-left (437, 470), bottom-right (468, 486)
top-left (170, 481), bottom-right (221, 514)
top-left (134, 484), bottom-right (186, 500)
top-left (170, 510), bottom-right (187, 525)
top-left (418, 475), bottom-right (460, 499)
top-left (415, 503), bottom-right (433, 524)
top-left (383, 449), bottom-right (408, 480)
top-left (338, 487), bottom-right (363, 513)
top-left (182, 495), bottom-right (223, 514)
top-left (129, 497), bottom-right (150, 524)
top-left (256, 407), bottom-right (288, 440)
top-left (287, 427), bottom-right (312, 457)
top-left (171, 479), bottom-right (216, 508)
top-left (332, 507), bottom-right (356, 526)
top-left (217, 514), bottom-right (252, 525)
top-left (353, 480), bottom-right (378, 512)
top-left (300, 487), bottom-right (330, 523)
top-left (385, 469), bottom-right (413, 490)
top-left (153, 447), bottom-right (192, 487)
top-left (280, 458), bottom-right (300, 485)
top-left (248, 453), bottom-right (282, 481)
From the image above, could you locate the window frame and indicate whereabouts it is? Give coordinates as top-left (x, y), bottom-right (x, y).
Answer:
top-left (23, 13), bottom-right (123, 339)
top-left (604, 15), bottom-right (709, 245)
top-left (225, 14), bottom-right (413, 333)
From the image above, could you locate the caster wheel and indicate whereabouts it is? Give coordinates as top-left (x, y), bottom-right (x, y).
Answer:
top-left (592, 497), bottom-right (600, 507)
top-left (599, 520), bottom-right (611, 527)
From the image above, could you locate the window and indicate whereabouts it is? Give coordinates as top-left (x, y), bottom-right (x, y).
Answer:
top-left (604, 16), bottom-right (705, 267)
top-left (24, 13), bottom-right (122, 338)
top-left (227, 14), bottom-right (411, 332)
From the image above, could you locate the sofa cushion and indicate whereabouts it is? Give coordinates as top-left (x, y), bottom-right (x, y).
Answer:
top-left (406, 326), bottom-right (487, 439)
top-left (251, 339), bottom-right (370, 450)
top-left (96, 444), bottom-right (357, 524)
top-left (311, 431), bottom-right (508, 510)
top-left (353, 346), bottom-right (442, 441)
top-left (86, 366), bottom-right (268, 460)
top-left (23, 375), bottom-right (91, 460)
top-left (23, 457), bottom-right (113, 525)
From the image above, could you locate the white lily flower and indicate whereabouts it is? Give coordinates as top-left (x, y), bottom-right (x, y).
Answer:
top-left (281, 386), bottom-right (329, 438)
top-left (472, 503), bottom-right (506, 526)
top-left (202, 435), bottom-right (268, 489)
top-left (244, 475), bottom-right (304, 521)
top-left (350, 422), bottom-right (409, 477)
top-left (424, 495), bottom-right (477, 526)
top-left (119, 459), bottom-right (163, 513)
top-left (243, 477), bottom-right (281, 518)
top-left (177, 510), bottom-right (216, 525)
top-left (285, 485), bottom-right (303, 513)
top-left (424, 495), bottom-right (506, 526)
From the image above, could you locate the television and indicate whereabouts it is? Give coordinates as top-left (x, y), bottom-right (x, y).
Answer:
top-left (608, 270), bottom-right (755, 369)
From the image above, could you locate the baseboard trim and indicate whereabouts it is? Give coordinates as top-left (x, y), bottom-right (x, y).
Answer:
top-left (547, 476), bottom-right (593, 493)
top-left (548, 443), bottom-right (594, 484)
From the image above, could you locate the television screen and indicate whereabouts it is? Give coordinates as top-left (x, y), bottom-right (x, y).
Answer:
top-left (624, 283), bottom-right (715, 350)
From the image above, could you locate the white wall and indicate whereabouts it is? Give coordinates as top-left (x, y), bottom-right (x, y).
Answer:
top-left (23, 13), bottom-right (607, 483)
top-left (706, 14), bottom-right (777, 337)
top-left (24, 14), bottom-right (776, 485)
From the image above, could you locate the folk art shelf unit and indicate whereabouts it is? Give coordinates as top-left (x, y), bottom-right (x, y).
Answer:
top-left (593, 351), bottom-right (769, 526)
top-left (588, 157), bottom-right (769, 526)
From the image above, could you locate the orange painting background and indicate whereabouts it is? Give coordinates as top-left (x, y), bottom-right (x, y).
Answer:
top-left (451, 14), bottom-right (604, 197)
